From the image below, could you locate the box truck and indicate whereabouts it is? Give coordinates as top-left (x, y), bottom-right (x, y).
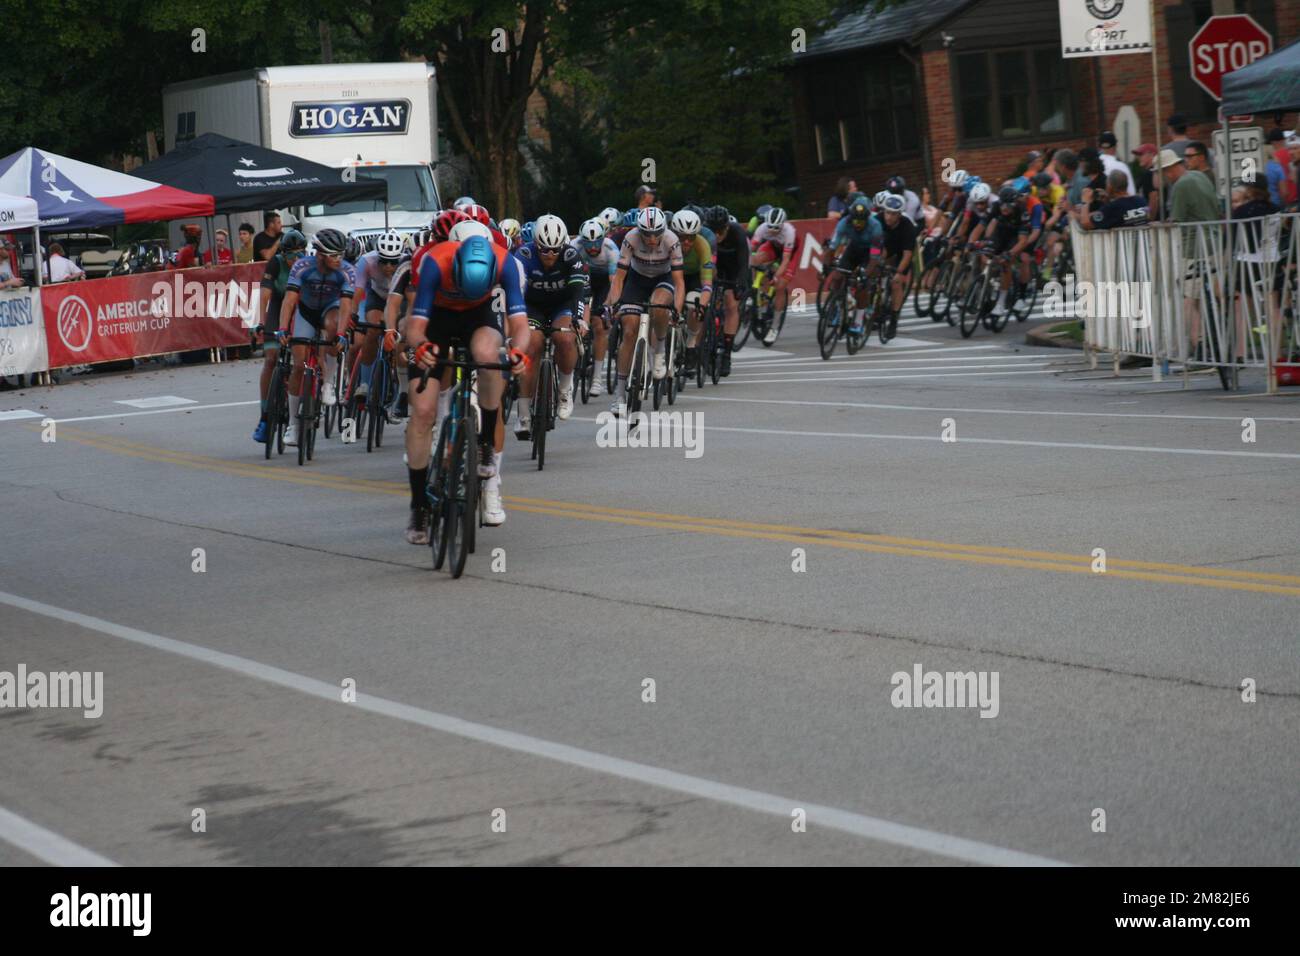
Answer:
top-left (162, 62), bottom-right (443, 244)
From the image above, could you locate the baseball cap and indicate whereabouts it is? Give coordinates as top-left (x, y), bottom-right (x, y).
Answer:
top-left (1266, 128), bottom-right (1284, 143)
top-left (1131, 143), bottom-right (1157, 157)
top-left (1099, 131), bottom-right (1118, 148)
top-left (1158, 148), bottom-right (1183, 170)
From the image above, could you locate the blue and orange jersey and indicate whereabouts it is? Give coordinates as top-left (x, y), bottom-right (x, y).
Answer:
top-left (411, 240), bottom-right (527, 319)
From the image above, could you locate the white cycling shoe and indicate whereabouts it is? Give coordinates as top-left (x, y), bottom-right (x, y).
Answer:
top-left (558, 389), bottom-right (574, 421)
top-left (283, 422), bottom-right (298, 446)
top-left (762, 328), bottom-right (778, 345)
top-left (482, 483), bottom-right (506, 526)
top-left (588, 377), bottom-right (604, 397)
top-left (322, 381), bottom-right (337, 406)
top-left (653, 354), bottom-right (667, 380)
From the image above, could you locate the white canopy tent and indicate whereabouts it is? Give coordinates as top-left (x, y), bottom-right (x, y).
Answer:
top-left (0, 190), bottom-right (43, 285)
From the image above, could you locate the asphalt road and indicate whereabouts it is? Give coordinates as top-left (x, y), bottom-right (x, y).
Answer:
top-left (2, 307), bottom-right (1298, 866)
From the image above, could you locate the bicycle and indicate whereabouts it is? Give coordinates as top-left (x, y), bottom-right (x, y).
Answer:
top-left (263, 338), bottom-right (292, 460)
top-left (701, 279), bottom-right (739, 386)
top-left (913, 233), bottom-right (951, 319)
top-left (817, 263), bottom-right (870, 360)
top-left (621, 302), bottom-right (679, 421)
top-left (656, 297), bottom-right (688, 407)
top-left (287, 335), bottom-right (333, 466)
top-left (747, 261), bottom-right (788, 348)
top-left (417, 348), bottom-right (514, 578)
top-left (323, 331), bottom-right (349, 440)
top-left (574, 309), bottom-right (596, 405)
top-left (528, 319), bottom-right (577, 471)
top-left (346, 319), bottom-right (400, 453)
top-left (605, 311), bottom-right (623, 393)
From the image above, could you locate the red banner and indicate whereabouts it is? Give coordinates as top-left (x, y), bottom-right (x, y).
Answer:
top-left (41, 262), bottom-right (267, 369)
top-left (784, 217), bottom-right (839, 294)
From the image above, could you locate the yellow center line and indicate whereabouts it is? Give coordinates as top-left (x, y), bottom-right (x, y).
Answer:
top-left (45, 426), bottom-right (1300, 597)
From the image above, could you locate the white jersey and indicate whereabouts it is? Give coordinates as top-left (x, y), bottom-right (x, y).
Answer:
top-left (751, 221), bottom-right (796, 250)
top-left (355, 249), bottom-right (408, 299)
top-left (617, 228), bottom-right (684, 278)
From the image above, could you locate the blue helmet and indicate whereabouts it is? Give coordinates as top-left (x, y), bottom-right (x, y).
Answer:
top-left (520, 220), bottom-right (536, 244)
top-left (1012, 175), bottom-right (1031, 195)
top-left (961, 175), bottom-right (982, 194)
top-left (621, 209), bottom-right (638, 227)
top-left (453, 236), bottom-right (497, 299)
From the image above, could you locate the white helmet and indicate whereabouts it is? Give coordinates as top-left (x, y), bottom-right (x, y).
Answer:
top-left (599, 207), bottom-right (620, 230)
top-left (873, 191), bottom-right (890, 208)
top-left (764, 207), bottom-right (787, 228)
top-left (448, 220), bottom-right (492, 243)
top-left (970, 183), bottom-right (992, 203)
top-left (452, 196), bottom-right (475, 210)
top-left (579, 218), bottom-right (605, 243)
top-left (375, 229), bottom-right (406, 261)
top-left (950, 169), bottom-right (969, 187)
top-left (534, 214), bottom-right (569, 250)
top-left (671, 209), bottom-right (701, 237)
top-left (498, 217), bottom-right (522, 241)
top-left (636, 206), bottom-right (666, 235)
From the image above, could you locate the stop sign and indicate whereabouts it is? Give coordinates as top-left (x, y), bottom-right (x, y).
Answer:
top-left (1189, 15), bottom-right (1273, 101)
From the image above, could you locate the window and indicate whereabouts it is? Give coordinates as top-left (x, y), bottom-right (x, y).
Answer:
top-left (808, 56), bottom-right (920, 167)
top-left (175, 111), bottom-right (196, 144)
top-left (955, 47), bottom-right (1076, 144)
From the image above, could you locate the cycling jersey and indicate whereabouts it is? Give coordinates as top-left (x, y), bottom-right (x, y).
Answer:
top-left (572, 237), bottom-right (619, 276)
top-left (354, 250), bottom-right (407, 301)
top-left (617, 228), bottom-right (684, 278)
top-left (750, 221), bottom-right (796, 252)
top-left (411, 241), bottom-right (527, 319)
top-left (287, 256), bottom-right (356, 324)
top-left (712, 225), bottom-right (750, 284)
top-left (699, 225), bottom-right (717, 255)
top-left (880, 216), bottom-right (917, 260)
top-left (831, 215), bottom-right (883, 251)
top-left (514, 241), bottom-right (588, 316)
top-left (679, 234), bottom-right (715, 287)
top-left (259, 253), bottom-right (294, 299)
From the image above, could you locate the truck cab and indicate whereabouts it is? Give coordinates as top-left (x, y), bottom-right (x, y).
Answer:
top-left (293, 159), bottom-right (440, 242)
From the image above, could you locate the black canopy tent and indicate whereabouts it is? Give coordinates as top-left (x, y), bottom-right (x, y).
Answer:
top-left (133, 133), bottom-right (388, 213)
top-left (1220, 37), bottom-right (1300, 115)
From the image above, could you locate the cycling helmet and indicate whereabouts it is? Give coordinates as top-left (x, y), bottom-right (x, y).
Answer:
top-left (534, 213), bottom-right (569, 250)
top-left (703, 205), bottom-right (730, 231)
top-left (1011, 176), bottom-right (1031, 195)
top-left (887, 175), bottom-right (906, 194)
top-left (961, 175), bottom-right (983, 193)
top-left (765, 207), bottom-right (787, 228)
top-left (449, 220), bottom-right (492, 243)
top-left (520, 220), bottom-right (536, 244)
top-left (873, 191), bottom-right (890, 208)
top-left (279, 228), bottom-right (307, 254)
top-left (312, 228), bottom-right (347, 256)
top-left (756, 204), bottom-right (773, 220)
top-left (599, 207), bottom-right (621, 230)
top-left (1032, 172), bottom-right (1053, 190)
top-left (375, 229), bottom-right (405, 262)
top-left (578, 218), bottom-right (606, 244)
top-left (464, 203), bottom-right (492, 226)
top-left (406, 230), bottom-right (431, 252)
top-left (453, 236), bottom-right (498, 299)
top-left (671, 209), bottom-right (701, 237)
top-left (848, 198), bottom-right (871, 224)
top-left (498, 218), bottom-right (522, 241)
top-left (636, 206), bottom-right (667, 235)
top-left (998, 185), bottom-right (1021, 206)
top-left (621, 209), bottom-right (639, 227)
top-left (950, 169), bottom-right (969, 187)
top-left (970, 183), bottom-right (992, 204)
top-left (881, 194), bottom-right (906, 214)
top-left (452, 196), bottom-right (475, 210)
top-left (344, 235), bottom-right (364, 262)
top-left (432, 208), bottom-right (470, 243)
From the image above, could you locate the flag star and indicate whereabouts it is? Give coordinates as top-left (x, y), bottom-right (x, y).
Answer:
top-left (239, 157), bottom-right (256, 167)
top-left (45, 184), bottom-right (81, 204)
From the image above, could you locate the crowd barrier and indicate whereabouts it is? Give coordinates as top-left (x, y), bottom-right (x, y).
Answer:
top-left (1071, 214), bottom-right (1300, 392)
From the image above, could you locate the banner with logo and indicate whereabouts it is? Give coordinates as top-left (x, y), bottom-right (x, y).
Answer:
top-left (40, 262), bottom-right (267, 369)
top-left (1060, 0), bottom-right (1152, 58)
top-left (0, 288), bottom-right (47, 376)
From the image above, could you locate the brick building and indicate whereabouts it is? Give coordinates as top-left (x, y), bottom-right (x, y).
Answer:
top-left (786, 0), bottom-right (1299, 217)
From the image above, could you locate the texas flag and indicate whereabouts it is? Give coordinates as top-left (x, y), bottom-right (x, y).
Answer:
top-left (0, 147), bottom-right (214, 230)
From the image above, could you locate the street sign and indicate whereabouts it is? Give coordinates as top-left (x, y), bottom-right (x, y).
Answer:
top-left (1113, 105), bottom-right (1140, 159)
top-left (1189, 15), bottom-right (1273, 101)
top-left (1059, 0), bottom-right (1152, 58)
top-left (1212, 126), bottom-right (1266, 195)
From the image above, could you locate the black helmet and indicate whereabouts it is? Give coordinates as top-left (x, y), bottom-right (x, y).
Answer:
top-left (312, 228), bottom-right (347, 256)
top-left (279, 228), bottom-right (307, 253)
top-left (887, 175), bottom-right (906, 194)
top-left (1032, 172), bottom-right (1053, 189)
top-left (998, 186), bottom-right (1020, 206)
top-left (344, 236), bottom-right (363, 263)
top-left (703, 205), bottom-right (729, 231)
top-left (848, 198), bottom-right (871, 222)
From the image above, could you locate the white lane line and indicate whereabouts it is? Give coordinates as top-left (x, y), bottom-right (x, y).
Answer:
top-left (0, 409), bottom-right (43, 421)
top-left (727, 345), bottom-right (1007, 366)
top-left (728, 357), bottom-right (1052, 375)
top-left (684, 394), bottom-right (1300, 423)
top-left (722, 368), bottom-right (1059, 384)
top-left (114, 395), bottom-right (197, 410)
top-left (731, 349), bottom-right (795, 360)
top-left (38, 401), bottom-right (258, 425)
top-left (0, 590), bottom-right (1067, 867)
top-left (571, 417), bottom-right (1300, 459)
top-left (0, 805), bottom-right (119, 867)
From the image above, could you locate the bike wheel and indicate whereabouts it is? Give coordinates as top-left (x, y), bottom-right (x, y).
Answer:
top-left (914, 262), bottom-right (936, 318)
top-left (819, 291), bottom-right (843, 360)
top-left (429, 422), bottom-right (451, 570)
top-left (733, 294), bottom-right (754, 350)
top-left (959, 278), bottom-right (984, 338)
top-left (1011, 278), bottom-right (1038, 322)
top-left (533, 359), bottom-right (551, 471)
top-left (306, 397), bottom-right (319, 462)
top-left (445, 428), bottom-right (467, 578)
top-left (265, 367), bottom-right (285, 460)
top-left (605, 321), bottom-right (621, 392)
top-left (463, 413), bottom-right (478, 557)
top-left (626, 342), bottom-right (645, 419)
top-left (297, 373), bottom-right (313, 466)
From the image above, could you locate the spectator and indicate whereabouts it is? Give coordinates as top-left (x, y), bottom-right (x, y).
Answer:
top-left (1077, 171), bottom-right (1148, 230)
top-left (1229, 186), bottom-right (1248, 212)
top-left (0, 239), bottom-right (23, 288)
top-left (252, 212), bottom-right (282, 261)
top-left (1163, 150), bottom-right (1219, 223)
top-left (1163, 113), bottom-right (1214, 169)
top-left (827, 176), bottom-right (856, 219)
top-left (1131, 143), bottom-right (1160, 219)
top-left (1098, 131), bottom-right (1135, 195)
top-left (1076, 147), bottom-right (1107, 214)
top-left (1233, 181), bottom-right (1276, 221)
top-left (203, 228), bottom-right (234, 265)
top-left (235, 222), bottom-right (256, 264)
top-left (1183, 141), bottom-right (1213, 179)
top-left (42, 242), bottom-right (85, 283)
top-left (174, 224), bottom-right (203, 268)
top-left (1053, 148), bottom-right (1080, 204)
top-left (1265, 129), bottom-right (1296, 208)
top-left (633, 185), bottom-right (657, 210)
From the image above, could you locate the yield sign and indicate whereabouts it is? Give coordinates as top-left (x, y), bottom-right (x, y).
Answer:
top-left (1189, 14), bottom-right (1273, 101)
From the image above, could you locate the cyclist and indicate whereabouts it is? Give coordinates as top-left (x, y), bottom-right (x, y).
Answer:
top-left (452, 196), bottom-right (475, 211)
top-left (252, 228), bottom-right (307, 443)
top-left (499, 218), bottom-right (523, 250)
top-left (605, 206), bottom-right (684, 414)
top-left (749, 206), bottom-right (796, 345)
top-left (824, 197), bottom-right (883, 337)
top-left (513, 214), bottom-right (588, 435)
top-left (607, 209), bottom-right (637, 251)
top-left (887, 175), bottom-right (924, 224)
top-left (983, 185), bottom-right (1042, 317)
top-left (670, 209), bottom-right (714, 374)
top-left (344, 235), bottom-right (364, 266)
top-left (1031, 172), bottom-right (1069, 279)
top-left (598, 207), bottom-right (621, 233)
top-left (702, 205), bottom-right (749, 376)
top-left (574, 217), bottom-right (618, 397)
top-left (348, 229), bottom-right (408, 408)
top-left (874, 193), bottom-right (916, 339)
top-left (275, 228), bottom-right (355, 447)
top-left (404, 235), bottom-right (529, 541)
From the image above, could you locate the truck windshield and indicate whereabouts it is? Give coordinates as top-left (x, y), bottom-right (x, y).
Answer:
top-left (308, 165), bottom-right (438, 215)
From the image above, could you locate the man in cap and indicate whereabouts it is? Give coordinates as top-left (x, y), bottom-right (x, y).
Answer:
top-left (1131, 143), bottom-right (1160, 219)
top-left (1098, 131), bottom-right (1135, 196)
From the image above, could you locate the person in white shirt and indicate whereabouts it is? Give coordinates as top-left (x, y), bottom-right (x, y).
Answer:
top-left (1098, 131), bottom-right (1136, 196)
top-left (43, 242), bottom-right (85, 283)
top-left (0, 239), bottom-right (23, 288)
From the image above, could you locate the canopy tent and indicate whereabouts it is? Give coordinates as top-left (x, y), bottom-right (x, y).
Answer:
top-left (132, 133), bottom-right (387, 212)
top-left (0, 191), bottom-right (40, 230)
top-left (0, 147), bottom-right (214, 230)
top-left (1220, 37), bottom-right (1300, 115)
